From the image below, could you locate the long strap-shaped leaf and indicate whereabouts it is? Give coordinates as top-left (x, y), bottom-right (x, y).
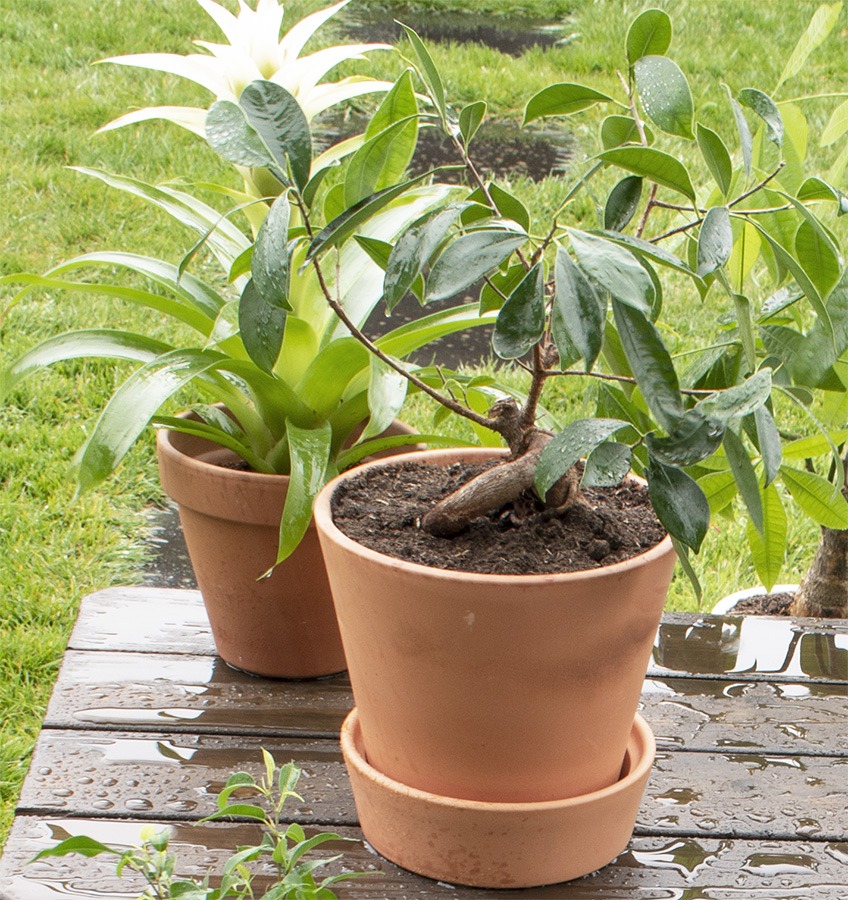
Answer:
top-left (375, 303), bottom-right (496, 358)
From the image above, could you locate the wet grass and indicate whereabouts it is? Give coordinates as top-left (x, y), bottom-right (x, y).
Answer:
top-left (1, 0), bottom-right (845, 848)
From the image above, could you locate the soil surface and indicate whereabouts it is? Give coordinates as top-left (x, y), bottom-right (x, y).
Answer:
top-left (331, 460), bottom-right (666, 575)
top-left (730, 591), bottom-right (796, 615)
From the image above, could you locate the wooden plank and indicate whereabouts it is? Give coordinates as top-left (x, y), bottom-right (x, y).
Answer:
top-left (43, 651), bottom-right (352, 737)
top-left (3, 816), bottom-right (846, 899)
top-left (16, 730), bottom-right (848, 841)
top-left (68, 587), bottom-right (214, 655)
top-left (651, 614), bottom-right (848, 683)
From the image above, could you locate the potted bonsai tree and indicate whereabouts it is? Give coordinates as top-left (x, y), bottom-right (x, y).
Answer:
top-left (294, 7), bottom-right (845, 887)
top-left (0, 1), bottom-right (495, 678)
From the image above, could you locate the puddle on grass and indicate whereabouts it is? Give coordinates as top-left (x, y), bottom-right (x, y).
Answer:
top-left (336, 6), bottom-right (578, 57)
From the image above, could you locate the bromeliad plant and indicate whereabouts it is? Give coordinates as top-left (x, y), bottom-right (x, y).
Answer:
top-left (230, 5), bottom-right (848, 601)
top-left (33, 754), bottom-right (365, 899)
top-left (1, 6), bottom-right (493, 566)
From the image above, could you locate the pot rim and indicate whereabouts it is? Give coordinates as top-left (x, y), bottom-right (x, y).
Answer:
top-left (314, 446), bottom-right (675, 585)
top-left (341, 707), bottom-right (655, 812)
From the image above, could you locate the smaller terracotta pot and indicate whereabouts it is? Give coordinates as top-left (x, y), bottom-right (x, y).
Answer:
top-left (341, 708), bottom-right (655, 888)
top-left (157, 425), bottom-right (345, 678)
top-left (711, 585), bottom-right (799, 615)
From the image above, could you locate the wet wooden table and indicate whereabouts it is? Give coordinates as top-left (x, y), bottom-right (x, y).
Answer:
top-left (3, 587), bottom-right (848, 898)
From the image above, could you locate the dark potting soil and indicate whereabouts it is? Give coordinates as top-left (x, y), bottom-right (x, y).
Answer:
top-left (730, 591), bottom-right (796, 616)
top-left (331, 460), bottom-right (666, 575)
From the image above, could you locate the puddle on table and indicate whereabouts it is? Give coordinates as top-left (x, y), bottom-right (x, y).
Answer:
top-left (653, 617), bottom-right (848, 680)
top-left (142, 503), bottom-right (196, 589)
top-left (335, 6), bottom-right (577, 56)
top-left (626, 837), bottom-right (719, 877)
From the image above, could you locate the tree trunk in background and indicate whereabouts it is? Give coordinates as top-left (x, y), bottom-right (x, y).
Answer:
top-left (790, 526), bottom-right (848, 618)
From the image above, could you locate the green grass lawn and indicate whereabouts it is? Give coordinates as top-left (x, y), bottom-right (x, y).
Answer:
top-left (1, 0), bottom-right (845, 848)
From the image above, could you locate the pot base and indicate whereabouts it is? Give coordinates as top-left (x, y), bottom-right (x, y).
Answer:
top-left (340, 708), bottom-right (656, 889)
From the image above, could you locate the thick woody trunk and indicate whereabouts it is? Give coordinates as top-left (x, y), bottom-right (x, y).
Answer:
top-left (790, 526), bottom-right (848, 618)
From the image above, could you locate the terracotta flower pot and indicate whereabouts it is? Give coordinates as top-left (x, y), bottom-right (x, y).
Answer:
top-left (314, 448), bottom-right (677, 804)
top-left (157, 425), bottom-right (346, 678)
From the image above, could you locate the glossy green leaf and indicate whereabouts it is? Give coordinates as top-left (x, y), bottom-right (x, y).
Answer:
top-left (595, 382), bottom-right (653, 435)
top-left (74, 349), bottom-right (229, 493)
top-left (479, 263), bottom-right (526, 314)
top-left (376, 302), bottom-right (496, 358)
top-left (238, 81), bottom-right (312, 193)
top-left (698, 470), bottom-right (737, 514)
top-left (597, 146), bottom-right (696, 201)
top-left (459, 101), bottom-right (487, 144)
top-left (32, 836), bottom-right (119, 860)
top-left (781, 465), bottom-right (848, 528)
top-left (626, 8), bottom-right (673, 64)
top-left (727, 90), bottom-right (753, 176)
top-left (361, 356), bottom-right (408, 441)
top-left (536, 418), bottom-right (628, 499)
top-left (426, 228), bottom-right (526, 304)
top-left (697, 207), bottom-right (732, 277)
top-left (671, 537), bottom-right (703, 600)
top-left (479, 184), bottom-right (531, 234)
top-left (647, 458), bottom-right (710, 552)
top-left (492, 263), bottom-right (545, 359)
top-left (646, 411), bottom-right (725, 467)
top-left (366, 70), bottom-right (417, 138)
top-left (297, 338), bottom-right (369, 417)
top-left (795, 219), bottom-right (841, 299)
top-left (523, 83), bottom-right (615, 125)
top-left (753, 405), bottom-right (782, 487)
top-left (821, 98), bottom-right (848, 147)
top-left (796, 176), bottom-right (848, 214)
top-left (400, 23), bottom-right (447, 122)
top-left (604, 175), bottom-right (643, 232)
top-left (570, 229), bottom-right (654, 313)
top-left (153, 415), bottom-right (273, 474)
top-left (206, 100), bottom-right (275, 169)
top-left (554, 247), bottom-right (604, 370)
top-left (696, 124), bottom-right (733, 197)
top-left (252, 193), bottom-right (291, 309)
top-left (581, 442), bottom-right (632, 488)
top-left (276, 421), bottom-right (333, 565)
top-left (238, 279), bottom-right (287, 374)
top-left (747, 483), bottom-right (787, 591)
top-left (2, 329), bottom-right (171, 399)
top-left (596, 231), bottom-right (695, 278)
top-left (724, 427), bottom-right (764, 534)
top-left (776, 2), bottom-right (843, 90)
top-left (345, 116), bottom-right (419, 206)
top-left (336, 432), bottom-right (470, 471)
top-left (612, 299), bottom-right (684, 431)
top-left (696, 369), bottom-right (772, 424)
top-left (783, 429), bottom-right (848, 460)
top-left (635, 55), bottom-right (694, 139)
top-left (738, 88), bottom-right (783, 147)
top-left (600, 115), bottom-right (653, 149)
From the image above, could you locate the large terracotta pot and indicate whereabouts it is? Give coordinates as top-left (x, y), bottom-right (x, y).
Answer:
top-left (314, 448), bottom-right (677, 804)
top-left (157, 424), bottom-right (345, 678)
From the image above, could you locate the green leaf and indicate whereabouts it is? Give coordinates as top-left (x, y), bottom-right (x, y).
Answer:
top-left (202, 803), bottom-right (268, 823)
top-left (570, 229), bottom-right (654, 313)
top-left (696, 124), bottom-right (733, 197)
top-left (783, 429), bottom-right (848, 460)
top-left (600, 115), bottom-right (653, 149)
top-left (781, 465), bottom-right (848, 528)
top-left (597, 146), bottom-right (696, 201)
top-left (252, 193), bottom-right (291, 309)
top-left (727, 90), bottom-right (753, 176)
top-left (239, 81), bottom-right (312, 193)
top-left (32, 836), bottom-right (119, 861)
top-left (794, 219), bottom-right (841, 299)
top-left (206, 100), bottom-right (275, 169)
top-left (696, 369), bottom-right (773, 425)
top-left (345, 116), bottom-right (419, 206)
top-left (477, 184), bottom-right (532, 234)
top-left (596, 231), bottom-right (695, 278)
top-left (523, 83), bottom-right (615, 125)
top-left (626, 9), bottom-right (673, 64)
top-left (479, 263), bottom-right (526, 314)
top-left (554, 247), bottom-right (604, 370)
top-left (492, 263), bottom-right (545, 360)
top-left (698, 469), bottom-right (737, 514)
top-left (604, 175), bottom-right (643, 232)
top-left (459, 101), bottom-right (487, 144)
top-left (647, 458), bottom-right (710, 552)
top-left (724, 427), bottom-right (764, 533)
top-left (747, 482), bottom-right (787, 591)
top-left (635, 55), bottom-right (694, 139)
top-left (384, 204), bottom-right (469, 311)
top-left (400, 24), bottom-right (447, 122)
top-left (738, 88), bottom-right (783, 147)
top-left (535, 418), bottom-right (628, 499)
top-left (753, 405), bottom-right (782, 487)
top-left (238, 279), bottom-right (287, 374)
top-left (426, 228), bottom-right (526, 304)
top-left (646, 411), bottom-right (725, 466)
top-left (582, 441), bottom-right (633, 488)
top-left (362, 356), bottom-right (408, 441)
top-left (776, 2), bottom-right (843, 90)
top-left (671, 537), bottom-right (703, 601)
top-left (822, 98), bottom-right (848, 147)
top-left (367, 70), bottom-right (418, 138)
top-left (612, 300), bottom-right (684, 431)
top-left (697, 207), bottom-right (732, 278)
top-left (276, 421), bottom-right (333, 566)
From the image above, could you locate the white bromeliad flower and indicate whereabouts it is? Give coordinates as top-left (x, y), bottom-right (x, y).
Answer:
top-left (98, 0), bottom-right (393, 137)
